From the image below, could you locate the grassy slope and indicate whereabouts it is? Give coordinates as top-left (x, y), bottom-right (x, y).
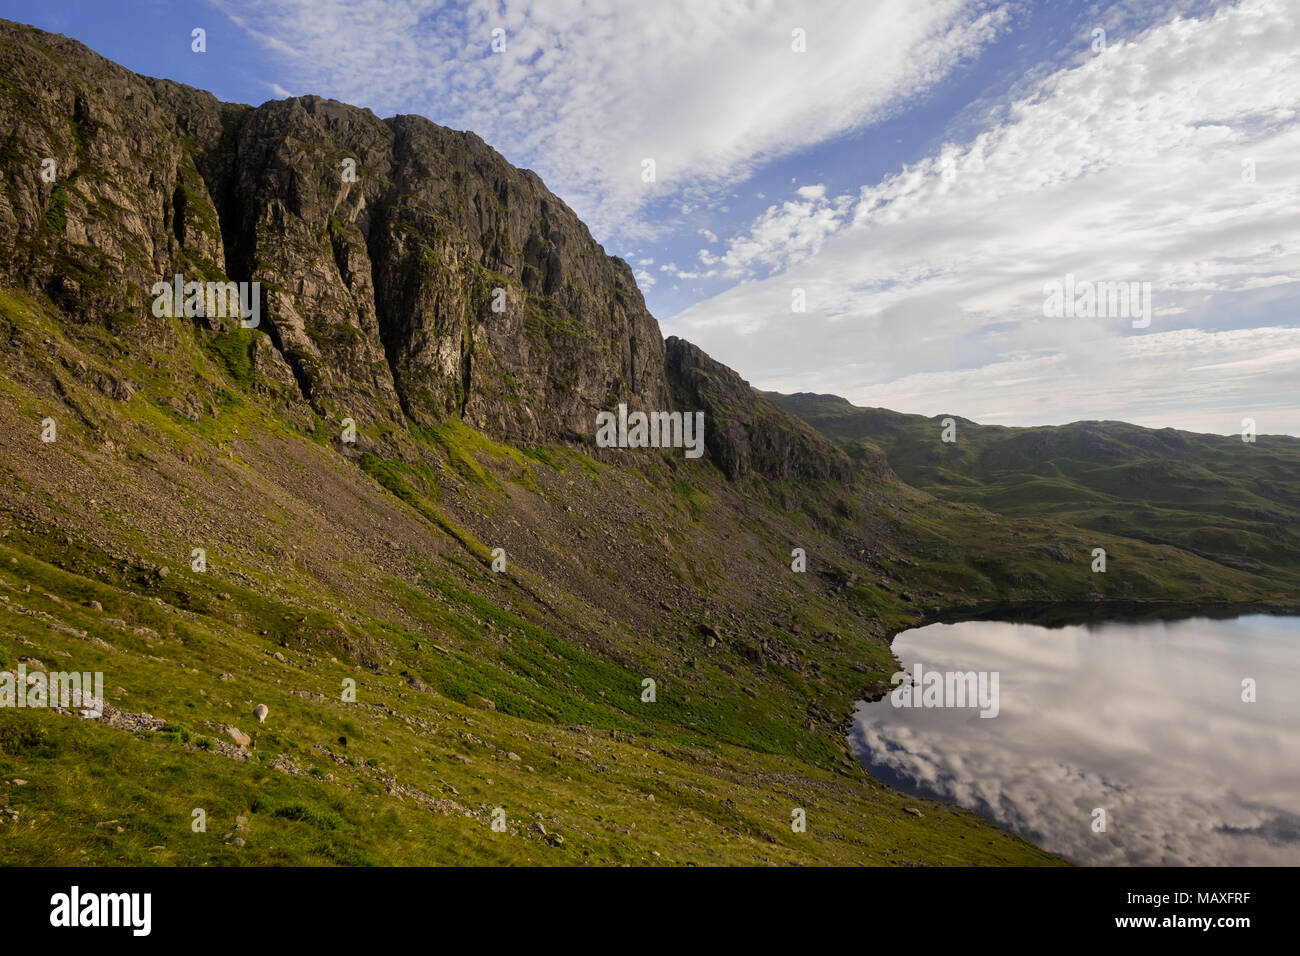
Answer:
top-left (767, 392), bottom-right (1300, 597)
top-left (0, 289), bottom-right (1063, 865)
top-left (3, 291), bottom-right (1293, 866)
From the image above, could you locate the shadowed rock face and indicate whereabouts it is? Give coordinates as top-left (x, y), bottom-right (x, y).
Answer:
top-left (0, 18), bottom-right (860, 481)
top-left (664, 336), bottom-right (853, 483)
top-left (0, 19), bottom-right (670, 446)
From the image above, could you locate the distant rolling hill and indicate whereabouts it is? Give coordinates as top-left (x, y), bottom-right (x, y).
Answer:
top-left (766, 392), bottom-right (1300, 588)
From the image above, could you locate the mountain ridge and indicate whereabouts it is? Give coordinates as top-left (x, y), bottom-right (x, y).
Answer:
top-left (767, 390), bottom-right (1300, 585)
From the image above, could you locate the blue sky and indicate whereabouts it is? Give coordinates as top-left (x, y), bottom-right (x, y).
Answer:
top-left (3, 0), bottom-right (1296, 434)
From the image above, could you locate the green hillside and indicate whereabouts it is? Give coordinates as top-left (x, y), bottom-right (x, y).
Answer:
top-left (766, 392), bottom-right (1300, 590)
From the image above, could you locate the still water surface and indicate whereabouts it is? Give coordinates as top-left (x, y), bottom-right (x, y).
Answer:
top-left (849, 614), bottom-right (1300, 865)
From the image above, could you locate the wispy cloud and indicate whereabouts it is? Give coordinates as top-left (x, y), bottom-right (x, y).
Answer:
top-left (669, 0), bottom-right (1300, 433)
top-left (208, 0), bottom-right (302, 56)
top-left (705, 184), bottom-right (855, 278)
top-left (213, 0), bottom-right (1011, 237)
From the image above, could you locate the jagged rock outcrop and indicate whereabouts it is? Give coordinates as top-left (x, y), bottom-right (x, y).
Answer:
top-left (0, 18), bottom-right (851, 482)
top-left (0, 19), bottom-right (667, 444)
top-left (664, 337), bottom-right (853, 482)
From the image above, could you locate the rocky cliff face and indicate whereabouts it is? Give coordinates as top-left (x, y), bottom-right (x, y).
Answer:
top-left (0, 18), bottom-right (852, 476)
top-left (664, 337), bottom-right (853, 482)
top-left (0, 19), bottom-right (668, 447)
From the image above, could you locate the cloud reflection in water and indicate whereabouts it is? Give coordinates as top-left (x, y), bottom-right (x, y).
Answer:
top-left (849, 615), bottom-right (1300, 865)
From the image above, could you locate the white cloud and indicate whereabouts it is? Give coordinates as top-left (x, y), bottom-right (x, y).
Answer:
top-left (712, 185), bottom-right (854, 277)
top-left (668, 0), bottom-right (1300, 433)
top-left (210, 0), bottom-right (302, 56)
top-left (844, 327), bottom-right (1300, 435)
top-left (216, 0), bottom-right (1011, 238)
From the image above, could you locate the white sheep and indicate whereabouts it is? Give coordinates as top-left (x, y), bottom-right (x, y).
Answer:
top-left (253, 704), bottom-right (269, 724)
